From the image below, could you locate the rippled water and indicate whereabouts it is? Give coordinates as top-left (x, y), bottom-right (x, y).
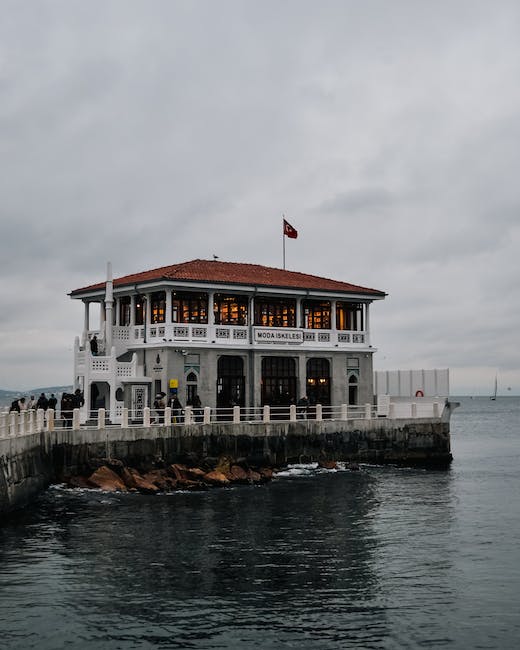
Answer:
top-left (1, 397), bottom-right (519, 649)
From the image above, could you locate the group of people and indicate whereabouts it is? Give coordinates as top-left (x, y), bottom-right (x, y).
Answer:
top-left (8, 390), bottom-right (85, 429)
top-left (9, 392), bottom-right (58, 413)
top-left (152, 392), bottom-right (203, 423)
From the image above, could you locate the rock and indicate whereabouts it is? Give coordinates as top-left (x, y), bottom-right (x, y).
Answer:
top-left (248, 470), bottom-right (262, 483)
top-left (168, 463), bottom-right (189, 482)
top-left (203, 470), bottom-right (230, 486)
top-left (318, 460), bottom-right (337, 470)
top-left (120, 467), bottom-right (139, 490)
top-left (215, 456), bottom-right (233, 475)
top-left (143, 470), bottom-right (172, 491)
top-left (87, 466), bottom-right (128, 492)
top-left (348, 462), bottom-right (360, 471)
top-left (128, 468), bottom-right (160, 494)
top-left (67, 475), bottom-right (91, 489)
top-left (228, 465), bottom-right (249, 483)
top-left (259, 467), bottom-right (273, 481)
top-left (184, 467), bottom-right (206, 481)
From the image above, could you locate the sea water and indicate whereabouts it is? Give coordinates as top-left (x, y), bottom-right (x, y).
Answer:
top-left (1, 397), bottom-right (519, 649)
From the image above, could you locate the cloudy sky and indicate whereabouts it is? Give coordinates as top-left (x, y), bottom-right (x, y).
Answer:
top-left (1, 0), bottom-right (518, 395)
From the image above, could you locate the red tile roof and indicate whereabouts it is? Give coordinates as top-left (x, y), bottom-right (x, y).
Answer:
top-left (70, 259), bottom-right (386, 297)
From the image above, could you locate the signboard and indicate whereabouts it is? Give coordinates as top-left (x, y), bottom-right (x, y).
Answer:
top-left (169, 379), bottom-right (179, 388)
top-left (254, 328), bottom-right (304, 344)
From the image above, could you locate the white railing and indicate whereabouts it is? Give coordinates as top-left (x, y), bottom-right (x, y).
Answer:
top-left (91, 324), bottom-right (368, 348)
top-left (0, 401), bottom-right (444, 437)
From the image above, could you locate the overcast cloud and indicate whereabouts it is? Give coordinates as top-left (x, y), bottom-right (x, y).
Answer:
top-left (1, 0), bottom-right (519, 395)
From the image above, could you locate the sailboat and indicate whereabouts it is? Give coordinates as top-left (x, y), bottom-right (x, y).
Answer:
top-left (490, 374), bottom-right (497, 401)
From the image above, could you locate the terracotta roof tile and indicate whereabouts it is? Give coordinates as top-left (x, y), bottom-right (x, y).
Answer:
top-left (70, 259), bottom-right (386, 297)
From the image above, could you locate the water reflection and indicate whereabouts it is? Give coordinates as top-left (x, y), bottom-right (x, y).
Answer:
top-left (0, 464), bottom-right (460, 649)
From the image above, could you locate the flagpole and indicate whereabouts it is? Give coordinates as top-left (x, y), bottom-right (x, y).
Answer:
top-left (282, 214), bottom-right (286, 269)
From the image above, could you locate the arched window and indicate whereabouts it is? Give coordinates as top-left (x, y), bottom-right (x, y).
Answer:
top-left (348, 372), bottom-right (359, 405)
top-left (306, 358), bottom-right (330, 405)
top-left (186, 371), bottom-right (199, 405)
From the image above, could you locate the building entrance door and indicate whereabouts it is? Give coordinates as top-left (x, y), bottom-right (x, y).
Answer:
top-left (306, 358), bottom-right (331, 406)
top-left (217, 356), bottom-right (245, 408)
top-left (261, 357), bottom-right (296, 406)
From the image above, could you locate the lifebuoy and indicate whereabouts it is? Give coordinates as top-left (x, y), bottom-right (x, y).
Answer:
top-left (415, 390), bottom-right (424, 398)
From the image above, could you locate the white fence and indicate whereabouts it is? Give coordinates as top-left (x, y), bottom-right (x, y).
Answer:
top-left (0, 400), bottom-right (445, 439)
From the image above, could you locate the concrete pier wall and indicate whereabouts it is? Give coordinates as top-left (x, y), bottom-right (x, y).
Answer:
top-left (1, 415), bottom-right (453, 515)
top-left (0, 432), bottom-right (53, 515)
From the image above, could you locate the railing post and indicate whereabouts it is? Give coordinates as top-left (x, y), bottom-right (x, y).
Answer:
top-left (411, 402), bottom-right (417, 418)
top-left (97, 408), bottom-right (106, 430)
top-left (143, 406), bottom-right (150, 427)
top-left (340, 404), bottom-right (348, 420)
top-left (184, 406), bottom-right (193, 424)
top-left (433, 402), bottom-right (440, 418)
top-left (121, 407), bottom-right (129, 428)
top-left (19, 410), bottom-right (27, 435)
top-left (233, 405), bottom-right (240, 423)
top-left (203, 406), bottom-right (211, 424)
top-left (73, 408), bottom-right (81, 431)
top-left (1, 412), bottom-right (8, 438)
top-left (9, 412), bottom-right (18, 436)
top-left (388, 402), bottom-right (395, 419)
top-left (316, 404), bottom-right (323, 421)
top-left (28, 409), bottom-right (36, 434)
top-left (263, 405), bottom-right (270, 423)
top-left (46, 408), bottom-right (55, 432)
top-left (36, 408), bottom-right (45, 432)
top-left (164, 406), bottom-right (171, 426)
top-left (289, 404), bottom-right (297, 422)
top-left (364, 403), bottom-right (371, 419)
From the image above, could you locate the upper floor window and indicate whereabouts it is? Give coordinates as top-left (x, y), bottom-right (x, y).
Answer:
top-left (119, 296), bottom-right (131, 326)
top-left (135, 296), bottom-right (145, 326)
top-left (151, 292), bottom-right (166, 324)
top-left (172, 291), bottom-right (208, 323)
top-left (302, 300), bottom-right (331, 329)
top-left (336, 302), bottom-right (364, 331)
top-left (214, 294), bottom-right (248, 326)
top-left (254, 297), bottom-right (296, 328)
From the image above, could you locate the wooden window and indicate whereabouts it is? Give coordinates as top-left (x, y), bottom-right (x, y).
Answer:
top-left (254, 298), bottom-right (296, 328)
top-left (172, 292), bottom-right (208, 323)
top-left (134, 296), bottom-right (145, 326)
top-left (302, 300), bottom-right (331, 329)
top-left (214, 294), bottom-right (248, 325)
top-left (151, 292), bottom-right (166, 324)
top-left (119, 296), bottom-right (131, 326)
top-left (336, 302), bottom-right (364, 331)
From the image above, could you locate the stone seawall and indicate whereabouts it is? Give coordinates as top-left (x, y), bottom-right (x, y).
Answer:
top-left (1, 417), bottom-right (452, 515)
top-left (0, 432), bottom-right (53, 515)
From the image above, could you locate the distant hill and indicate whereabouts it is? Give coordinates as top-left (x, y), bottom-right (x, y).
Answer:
top-left (0, 385), bottom-right (73, 408)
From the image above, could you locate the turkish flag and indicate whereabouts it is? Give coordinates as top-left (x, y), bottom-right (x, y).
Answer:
top-left (283, 219), bottom-right (298, 239)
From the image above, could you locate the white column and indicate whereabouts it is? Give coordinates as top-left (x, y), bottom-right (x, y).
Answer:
top-left (165, 290), bottom-right (172, 326)
top-left (130, 295), bottom-right (136, 327)
top-left (115, 297), bottom-right (120, 327)
top-left (315, 404), bottom-right (323, 421)
top-left (105, 262), bottom-right (114, 352)
top-left (121, 407), bottom-right (129, 428)
top-left (365, 403), bottom-right (372, 419)
top-left (82, 301), bottom-right (90, 347)
top-left (340, 404), bottom-right (348, 420)
top-left (203, 406), bottom-right (211, 424)
top-left (97, 408), bottom-right (105, 429)
top-left (263, 405), bottom-right (270, 422)
top-left (365, 302), bottom-right (370, 346)
top-left (47, 409), bottom-right (55, 432)
top-left (208, 291), bottom-right (215, 325)
top-left (289, 404), bottom-right (297, 421)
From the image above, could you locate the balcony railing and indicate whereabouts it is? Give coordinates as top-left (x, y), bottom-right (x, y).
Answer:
top-left (108, 324), bottom-right (366, 347)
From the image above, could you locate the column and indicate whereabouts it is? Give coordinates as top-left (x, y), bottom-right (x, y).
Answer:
top-left (130, 295), bottom-right (135, 327)
top-left (82, 301), bottom-right (90, 347)
top-left (105, 262), bottom-right (114, 352)
top-left (365, 302), bottom-right (370, 346)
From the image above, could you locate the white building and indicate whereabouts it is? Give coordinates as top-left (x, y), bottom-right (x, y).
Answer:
top-left (70, 259), bottom-right (386, 421)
